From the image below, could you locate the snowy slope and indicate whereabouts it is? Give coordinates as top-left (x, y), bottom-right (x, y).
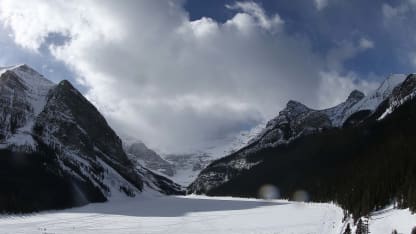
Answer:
top-left (344, 74), bottom-right (407, 122)
top-left (124, 141), bottom-right (176, 177)
top-left (369, 206), bottom-right (416, 234)
top-left (203, 121), bottom-right (267, 158)
top-left (0, 195), bottom-right (346, 234)
top-left (379, 73), bottom-right (416, 120)
top-left (164, 152), bottom-right (214, 186)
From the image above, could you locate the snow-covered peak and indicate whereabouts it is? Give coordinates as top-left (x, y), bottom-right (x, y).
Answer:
top-left (378, 74), bottom-right (416, 120)
top-left (284, 100), bottom-right (311, 114)
top-left (379, 74), bottom-right (407, 97)
top-left (6, 64), bottom-right (55, 114)
top-left (340, 74), bottom-right (407, 123)
top-left (0, 64), bottom-right (56, 150)
top-left (4, 64), bottom-right (54, 86)
top-left (0, 64), bottom-right (24, 74)
top-left (346, 90), bottom-right (365, 103)
top-left (230, 73), bottom-right (406, 157)
top-left (322, 89), bottom-right (365, 127)
top-left (365, 73), bottom-right (405, 104)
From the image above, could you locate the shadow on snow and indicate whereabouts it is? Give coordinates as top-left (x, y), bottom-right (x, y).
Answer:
top-left (62, 196), bottom-right (286, 218)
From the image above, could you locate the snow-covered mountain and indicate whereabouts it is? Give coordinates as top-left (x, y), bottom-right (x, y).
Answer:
top-left (125, 141), bottom-right (176, 177)
top-left (124, 74), bottom-right (409, 188)
top-left (123, 122), bottom-right (265, 186)
top-left (188, 73), bottom-right (411, 195)
top-left (0, 64), bottom-right (55, 150)
top-left (162, 152), bottom-right (214, 186)
top-left (245, 74), bottom-right (406, 154)
top-left (0, 64), bottom-right (182, 212)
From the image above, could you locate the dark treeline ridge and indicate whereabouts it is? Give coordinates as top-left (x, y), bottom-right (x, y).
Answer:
top-left (207, 98), bottom-right (416, 220)
top-left (0, 143), bottom-right (105, 213)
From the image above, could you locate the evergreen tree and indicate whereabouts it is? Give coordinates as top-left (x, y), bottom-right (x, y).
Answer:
top-left (355, 219), bottom-right (363, 234)
top-left (391, 230), bottom-right (397, 234)
top-left (355, 218), bottom-right (369, 234)
top-left (411, 226), bottom-right (416, 234)
top-left (343, 224), bottom-right (352, 234)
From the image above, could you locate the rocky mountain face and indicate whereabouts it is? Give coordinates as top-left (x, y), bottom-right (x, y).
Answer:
top-left (188, 74), bottom-right (416, 214)
top-left (0, 65), bottom-right (182, 213)
top-left (0, 65), bottom-right (54, 150)
top-left (379, 74), bottom-right (416, 120)
top-left (125, 142), bottom-right (176, 177)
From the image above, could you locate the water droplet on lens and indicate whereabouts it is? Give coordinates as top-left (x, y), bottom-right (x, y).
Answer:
top-left (293, 190), bottom-right (309, 202)
top-left (258, 184), bottom-right (280, 200)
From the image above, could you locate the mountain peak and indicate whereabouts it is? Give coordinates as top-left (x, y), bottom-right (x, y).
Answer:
top-left (404, 73), bottom-right (416, 81)
top-left (1, 64), bottom-right (33, 74)
top-left (376, 74), bottom-right (407, 97)
top-left (1, 64), bottom-right (54, 88)
top-left (390, 73), bottom-right (416, 101)
top-left (346, 90), bottom-right (365, 102)
top-left (286, 100), bottom-right (308, 109)
top-left (283, 100), bottom-right (310, 115)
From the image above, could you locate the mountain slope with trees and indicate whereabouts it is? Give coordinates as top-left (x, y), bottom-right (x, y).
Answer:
top-left (0, 65), bottom-right (183, 213)
top-left (189, 74), bottom-right (416, 220)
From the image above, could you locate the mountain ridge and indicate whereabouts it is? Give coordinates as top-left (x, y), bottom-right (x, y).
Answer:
top-left (0, 64), bottom-right (183, 212)
top-left (188, 73), bottom-right (416, 219)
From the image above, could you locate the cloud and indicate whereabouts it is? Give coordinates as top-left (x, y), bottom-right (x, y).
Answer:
top-left (318, 71), bottom-right (379, 108)
top-left (0, 0), bottom-right (376, 153)
top-left (225, 2), bottom-right (283, 32)
top-left (380, 1), bottom-right (416, 71)
top-left (326, 38), bottom-right (375, 72)
top-left (409, 53), bottom-right (416, 69)
top-left (314, 0), bottom-right (329, 10)
top-left (359, 38), bottom-right (375, 49)
top-left (382, 3), bottom-right (409, 20)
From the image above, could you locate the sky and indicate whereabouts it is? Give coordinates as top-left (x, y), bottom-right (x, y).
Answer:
top-left (0, 0), bottom-right (415, 153)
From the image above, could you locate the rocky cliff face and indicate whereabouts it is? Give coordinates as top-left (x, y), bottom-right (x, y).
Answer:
top-left (0, 65), bottom-right (54, 151)
top-left (125, 142), bottom-right (175, 177)
top-left (379, 74), bottom-right (416, 119)
top-left (34, 79), bottom-right (143, 197)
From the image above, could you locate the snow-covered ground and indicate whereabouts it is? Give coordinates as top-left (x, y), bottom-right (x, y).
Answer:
top-left (369, 206), bottom-right (416, 234)
top-left (0, 195), bottom-right (414, 234)
top-left (0, 195), bottom-right (345, 234)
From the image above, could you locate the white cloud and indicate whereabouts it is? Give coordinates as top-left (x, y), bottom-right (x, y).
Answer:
top-left (314, 0), bottom-right (329, 10)
top-left (318, 71), bottom-right (379, 108)
top-left (226, 2), bottom-right (283, 32)
top-left (359, 38), bottom-right (375, 49)
top-left (409, 53), bottom-right (416, 68)
top-left (382, 3), bottom-right (409, 20)
top-left (326, 38), bottom-right (375, 72)
top-left (380, 2), bottom-right (416, 70)
top-left (0, 0), bottom-right (377, 153)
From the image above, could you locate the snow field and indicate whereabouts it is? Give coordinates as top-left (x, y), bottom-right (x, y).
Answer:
top-left (0, 195), bottom-right (345, 234)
